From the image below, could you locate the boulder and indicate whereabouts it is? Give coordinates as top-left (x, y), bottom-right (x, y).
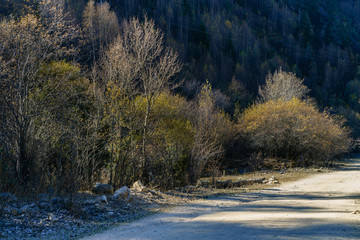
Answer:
top-left (132, 180), bottom-right (148, 193)
top-left (114, 186), bottom-right (131, 201)
top-left (92, 183), bottom-right (114, 195)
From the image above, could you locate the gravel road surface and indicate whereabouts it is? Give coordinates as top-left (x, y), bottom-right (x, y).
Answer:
top-left (83, 160), bottom-right (360, 240)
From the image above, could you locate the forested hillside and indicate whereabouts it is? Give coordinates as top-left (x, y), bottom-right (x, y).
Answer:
top-left (68, 0), bottom-right (360, 133)
top-left (0, 0), bottom-right (354, 195)
top-left (3, 0), bottom-right (360, 129)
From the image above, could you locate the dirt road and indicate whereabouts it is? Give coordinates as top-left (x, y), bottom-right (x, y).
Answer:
top-left (83, 160), bottom-right (360, 239)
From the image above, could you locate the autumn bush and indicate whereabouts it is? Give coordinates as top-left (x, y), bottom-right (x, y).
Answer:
top-left (239, 98), bottom-right (351, 167)
top-left (141, 92), bottom-right (194, 188)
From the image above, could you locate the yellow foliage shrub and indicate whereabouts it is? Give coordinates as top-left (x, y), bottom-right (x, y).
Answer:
top-left (239, 98), bottom-right (351, 164)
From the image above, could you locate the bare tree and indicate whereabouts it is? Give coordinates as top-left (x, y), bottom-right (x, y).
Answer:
top-left (258, 69), bottom-right (309, 102)
top-left (82, 0), bottom-right (119, 63)
top-left (190, 82), bottom-right (234, 183)
top-left (102, 17), bottom-right (182, 183)
top-left (0, 0), bottom-right (78, 190)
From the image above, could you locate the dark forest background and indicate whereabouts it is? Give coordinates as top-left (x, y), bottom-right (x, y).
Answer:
top-left (68, 0), bottom-right (360, 136)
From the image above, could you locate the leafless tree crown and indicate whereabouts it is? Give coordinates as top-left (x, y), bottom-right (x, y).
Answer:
top-left (258, 69), bottom-right (309, 102)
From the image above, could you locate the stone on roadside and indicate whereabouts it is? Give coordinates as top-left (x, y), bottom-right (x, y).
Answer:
top-left (132, 180), bottom-right (148, 193)
top-left (114, 186), bottom-right (131, 201)
top-left (92, 183), bottom-right (114, 195)
top-left (266, 176), bottom-right (279, 184)
top-left (100, 195), bottom-right (108, 204)
top-left (47, 213), bottom-right (58, 222)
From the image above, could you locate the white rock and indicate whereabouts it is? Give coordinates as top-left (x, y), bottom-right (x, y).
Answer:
top-left (114, 186), bottom-right (131, 201)
top-left (100, 195), bottom-right (108, 204)
top-left (132, 180), bottom-right (148, 193)
top-left (268, 176), bottom-right (276, 181)
top-left (48, 213), bottom-right (55, 221)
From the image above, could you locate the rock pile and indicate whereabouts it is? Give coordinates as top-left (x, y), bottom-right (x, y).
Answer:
top-left (0, 188), bottom-right (151, 240)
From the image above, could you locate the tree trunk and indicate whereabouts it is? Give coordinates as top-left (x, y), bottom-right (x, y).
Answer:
top-left (19, 127), bottom-right (30, 189)
top-left (142, 101), bottom-right (150, 183)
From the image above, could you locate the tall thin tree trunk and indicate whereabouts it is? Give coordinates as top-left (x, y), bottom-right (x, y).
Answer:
top-left (142, 102), bottom-right (150, 183)
top-left (56, 126), bottom-right (63, 196)
top-left (19, 127), bottom-right (30, 190)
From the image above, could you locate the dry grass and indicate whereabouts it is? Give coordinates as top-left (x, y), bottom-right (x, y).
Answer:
top-left (150, 167), bottom-right (333, 205)
top-left (207, 167), bottom-right (331, 190)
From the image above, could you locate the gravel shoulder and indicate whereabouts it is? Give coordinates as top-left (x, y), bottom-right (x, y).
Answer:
top-left (82, 159), bottom-right (360, 240)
